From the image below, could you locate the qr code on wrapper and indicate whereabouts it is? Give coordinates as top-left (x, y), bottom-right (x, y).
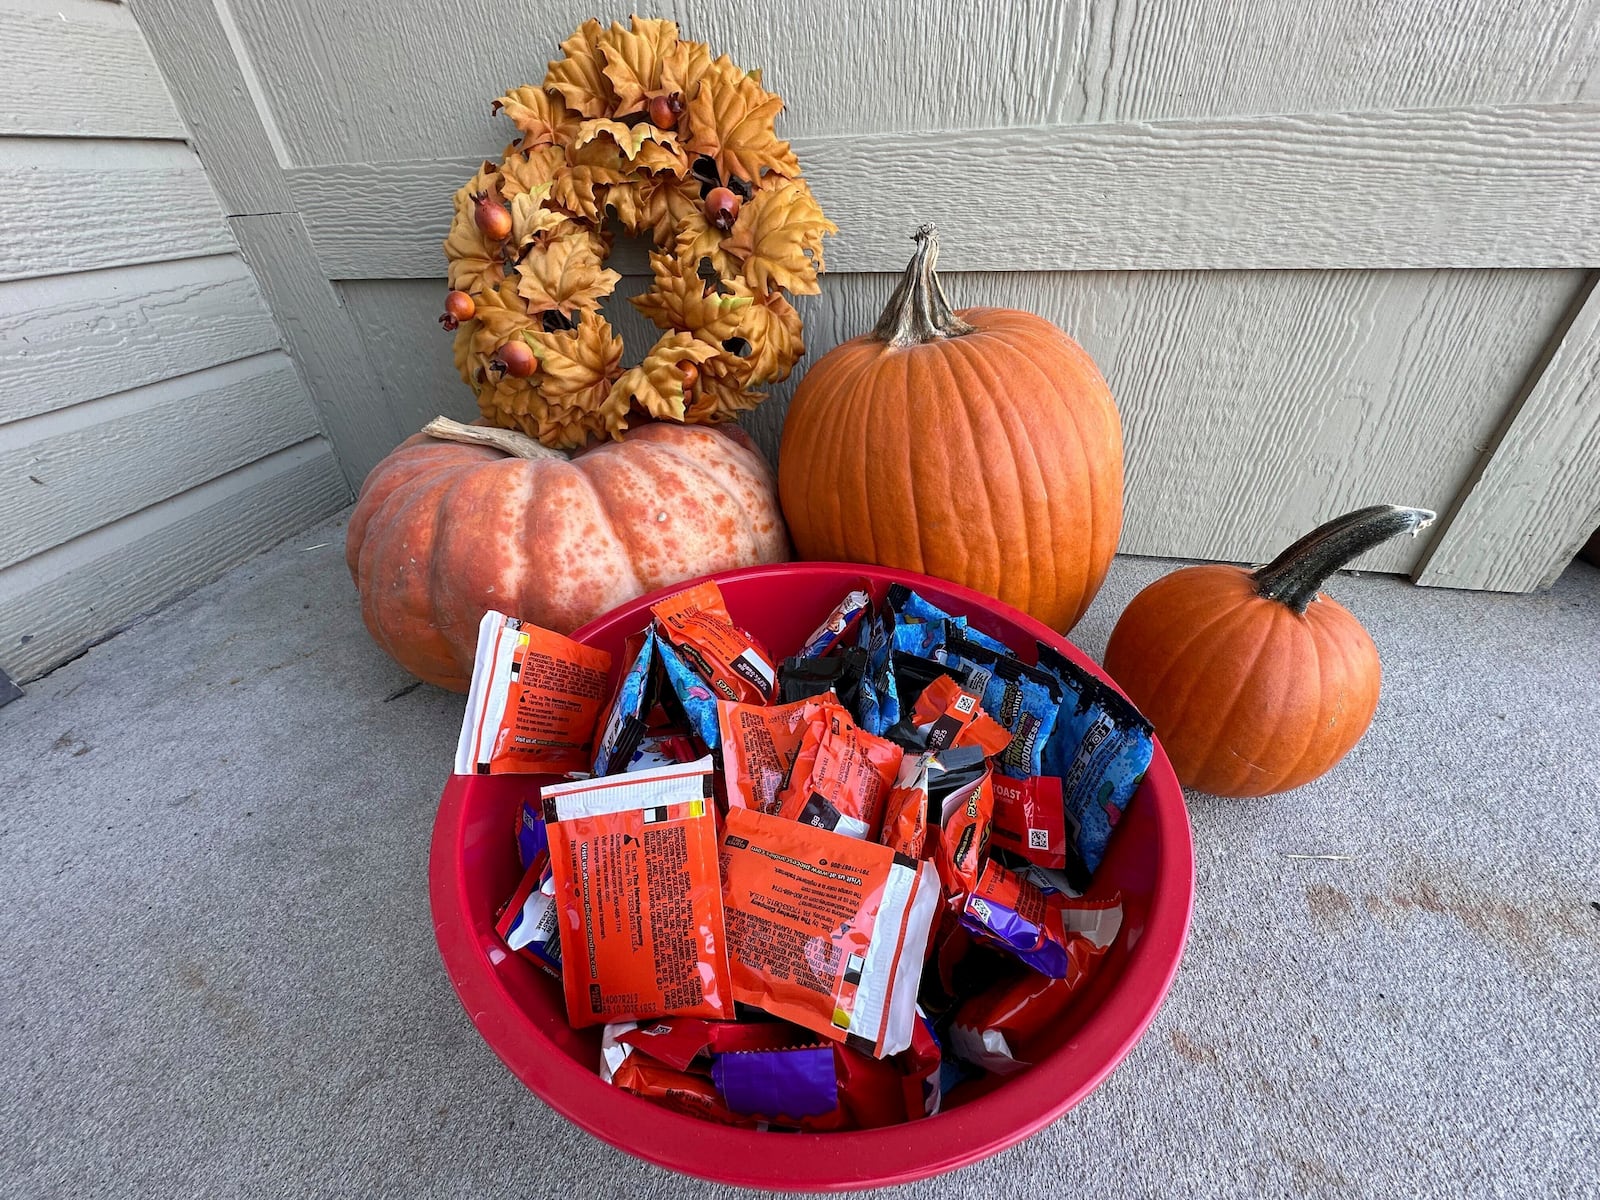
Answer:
top-left (1029, 829), bottom-right (1050, 850)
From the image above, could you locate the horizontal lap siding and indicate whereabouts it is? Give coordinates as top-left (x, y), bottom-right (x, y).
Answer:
top-left (0, 355), bottom-right (320, 568)
top-left (0, 256), bottom-right (282, 422)
top-left (1, 0), bottom-right (185, 139)
top-left (222, 0), bottom-right (1600, 165)
top-left (124, 0), bottom-right (1600, 591)
top-left (287, 105), bottom-right (1600, 279)
top-left (342, 267), bottom-right (1586, 575)
top-left (0, 0), bottom-right (345, 681)
top-left (0, 442), bottom-right (348, 681)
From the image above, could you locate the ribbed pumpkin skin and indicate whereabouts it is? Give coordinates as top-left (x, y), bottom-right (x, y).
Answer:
top-left (778, 307), bottom-right (1123, 632)
top-left (346, 423), bottom-right (790, 691)
top-left (1102, 565), bottom-right (1381, 797)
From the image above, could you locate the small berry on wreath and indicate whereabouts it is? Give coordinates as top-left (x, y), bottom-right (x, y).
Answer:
top-left (442, 16), bottom-right (836, 451)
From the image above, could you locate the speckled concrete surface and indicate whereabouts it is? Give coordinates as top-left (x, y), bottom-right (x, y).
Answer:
top-left (3, 511), bottom-right (1597, 1199)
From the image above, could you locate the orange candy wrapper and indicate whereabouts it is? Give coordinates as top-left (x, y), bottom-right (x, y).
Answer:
top-left (543, 758), bottom-right (733, 1028)
top-left (717, 696), bottom-right (822, 814)
top-left (930, 748), bottom-right (995, 903)
top-left (879, 752), bottom-right (932, 859)
top-left (719, 807), bottom-right (939, 1058)
top-left (775, 702), bottom-right (904, 841)
top-left (910, 674), bottom-right (1013, 757)
top-left (455, 610), bottom-right (611, 776)
top-left (651, 580), bottom-right (776, 705)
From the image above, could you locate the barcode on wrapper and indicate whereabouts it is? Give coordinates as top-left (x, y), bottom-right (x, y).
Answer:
top-left (1029, 828), bottom-right (1050, 850)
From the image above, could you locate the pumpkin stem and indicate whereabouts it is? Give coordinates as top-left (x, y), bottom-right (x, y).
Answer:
top-left (871, 225), bottom-right (977, 348)
top-left (1251, 505), bottom-right (1436, 612)
top-left (421, 416), bottom-right (568, 461)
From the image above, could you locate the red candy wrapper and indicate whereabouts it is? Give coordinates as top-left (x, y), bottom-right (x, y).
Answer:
top-left (948, 899), bottom-right (1120, 1076)
top-left (989, 774), bottom-right (1069, 871)
top-left (619, 1017), bottom-right (809, 1072)
top-left (776, 701), bottom-right (904, 841)
top-left (652, 580), bottom-right (776, 704)
top-left (911, 674), bottom-right (1013, 757)
top-left (602, 1023), bottom-right (763, 1127)
top-left (720, 806), bottom-right (939, 1058)
top-left (455, 610), bottom-right (611, 776)
top-left (960, 858), bottom-right (1122, 980)
top-left (543, 758), bottom-right (732, 1027)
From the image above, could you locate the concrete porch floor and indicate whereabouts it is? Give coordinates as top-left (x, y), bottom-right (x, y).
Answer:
top-left (3, 510), bottom-right (1597, 1199)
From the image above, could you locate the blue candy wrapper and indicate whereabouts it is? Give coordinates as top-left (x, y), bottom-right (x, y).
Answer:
top-left (1034, 644), bottom-right (1155, 887)
top-left (935, 631), bottom-right (1061, 780)
top-left (886, 585), bottom-right (1011, 657)
top-left (657, 635), bottom-right (722, 752)
top-left (496, 858), bottom-right (562, 977)
top-left (592, 629), bottom-right (657, 776)
top-left (890, 617), bottom-right (954, 658)
top-left (711, 1045), bottom-right (839, 1119)
top-left (799, 588), bottom-right (870, 658)
top-left (854, 610), bottom-right (900, 737)
top-left (517, 798), bottom-right (548, 870)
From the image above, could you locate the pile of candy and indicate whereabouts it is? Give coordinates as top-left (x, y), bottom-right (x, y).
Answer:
top-left (455, 579), bottom-right (1154, 1130)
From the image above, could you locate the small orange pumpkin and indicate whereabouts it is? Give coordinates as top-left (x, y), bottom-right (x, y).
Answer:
top-left (778, 225), bottom-right (1123, 632)
top-left (1103, 505), bottom-right (1434, 797)
top-left (346, 418), bottom-right (789, 691)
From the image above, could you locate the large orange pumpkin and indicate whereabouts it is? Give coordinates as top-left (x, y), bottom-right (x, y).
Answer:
top-left (346, 418), bottom-right (789, 690)
top-left (778, 225), bottom-right (1122, 632)
top-left (1103, 505), bottom-right (1434, 797)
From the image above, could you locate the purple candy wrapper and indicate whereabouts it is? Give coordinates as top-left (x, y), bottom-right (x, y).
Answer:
top-left (711, 1045), bottom-right (838, 1118)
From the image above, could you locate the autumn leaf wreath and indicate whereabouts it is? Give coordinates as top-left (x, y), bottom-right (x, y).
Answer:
top-left (441, 16), bottom-right (837, 450)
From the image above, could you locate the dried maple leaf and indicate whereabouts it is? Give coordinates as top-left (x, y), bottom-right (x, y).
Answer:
top-left (673, 209), bottom-right (742, 280)
top-left (469, 281), bottom-right (538, 356)
top-left (684, 58), bottom-right (800, 184)
top-left (515, 238), bottom-right (621, 317)
top-left (633, 137), bottom-right (689, 177)
top-left (481, 376), bottom-right (540, 426)
top-left (604, 179), bottom-right (652, 238)
top-left (443, 183), bottom-right (506, 294)
top-left (648, 176), bottom-right (706, 245)
top-left (609, 332), bottom-right (723, 422)
top-left (509, 188), bottom-right (566, 250)
top-left (690, 353), bottom-right (764, 422)
top-left (451, 320), bottom-right (479, 386)
top-left (574, 118), bottom-right (681, 163)
top-left (723, 179), bottom-right (836, 294)
top-left (660, 39), bottom-right (713, 104)
top-left (497, 145), bottom-right (565, 199)
top-left (731, 289), bottom-right (804, 384)
top-left (523, 315), bottom-right (625, 448)
top-left (494, 86), bottom-right (580, 149)
top-left (597, 17), bottom-right (681, 116)
top-left (544, 18), bottom-right (613, 118)
top-left (526, 315), bottom-right (623, 400)
top-left (631, 250), bottom-right (754, 341)
top-left (550, 165), bottom-right (623, 221)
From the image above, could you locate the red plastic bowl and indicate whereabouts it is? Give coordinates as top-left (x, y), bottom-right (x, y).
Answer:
top-left (429, 563), bottom-right (1192, 1190)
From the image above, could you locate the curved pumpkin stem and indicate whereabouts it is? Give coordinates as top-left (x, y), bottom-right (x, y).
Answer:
top-left (422, 416), bottom-right (568, 461)
top-left (1251, 505), bottom-right (1436, 613)
top-left (872, 225), bottom-right (977, 348)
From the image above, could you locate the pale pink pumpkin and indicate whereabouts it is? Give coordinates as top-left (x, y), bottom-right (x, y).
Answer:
top-left (346, 418), bottom-right (790, 690)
